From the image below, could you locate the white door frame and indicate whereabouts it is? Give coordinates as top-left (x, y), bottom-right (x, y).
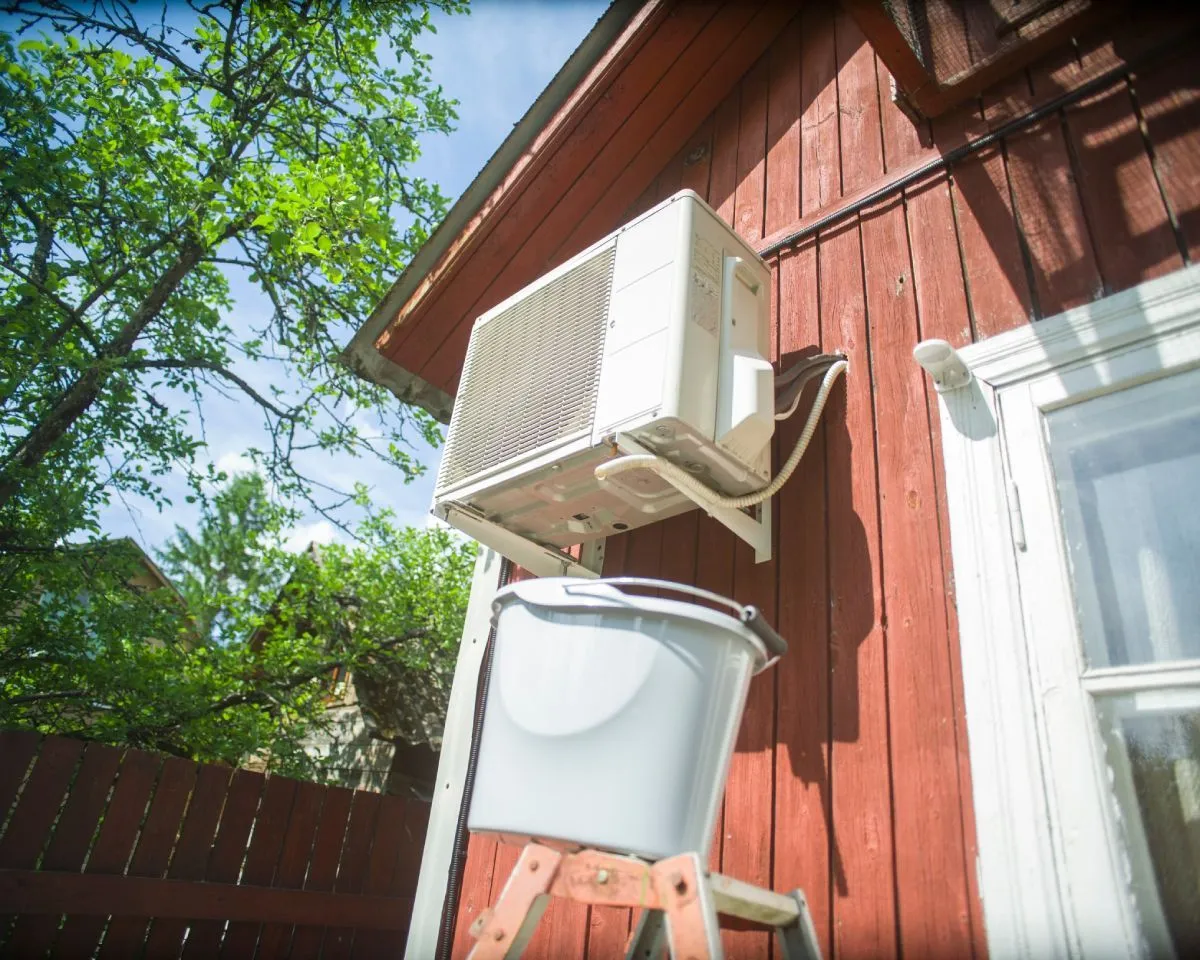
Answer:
top-left (932, 264), bottom-right (1200, 959)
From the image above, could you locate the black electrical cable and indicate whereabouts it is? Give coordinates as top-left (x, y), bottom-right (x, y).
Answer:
top-left (436, 555), bottom-right (512, 960)
top-left (757, 30), bottom-right (1197, 261)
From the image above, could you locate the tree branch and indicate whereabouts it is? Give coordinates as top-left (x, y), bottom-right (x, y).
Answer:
top-left (125, 357), bottom-right (298, 421)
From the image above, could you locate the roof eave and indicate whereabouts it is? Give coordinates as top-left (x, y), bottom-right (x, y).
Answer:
top-left (341, 0), bottom-right (643, 422)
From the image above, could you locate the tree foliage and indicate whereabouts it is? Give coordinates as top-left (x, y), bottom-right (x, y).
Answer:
top-left (0, 476), bottom-right (476, 779)
top-left (0, 0), bottom-right (463, 549)
top-left (0, 1), bottom-right (479, 778)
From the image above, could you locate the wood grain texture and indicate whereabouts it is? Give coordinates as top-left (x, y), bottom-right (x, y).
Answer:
top-left (98, 757), bottom-right (199, 958)
top-left (1135, 52), bottom-right (1200, 261)
top-left (288, 785), bottom-right (354, 960)
top-left (322, 790), bottom-right (382, 960)
top-left (765, 16), bottom-right (802, 238)
top-left (257, 779), bottom-right (327, 959)
top-left (179, 768), bottom-right (266, 959)
top-left (53, 749), bottom-right (162, 960)
top-left (773, 238), bottom-right (834, 959)
top-left (826, 10), bottom-right (898, 959)
top-left (5, 743), bottom-right (121, 957)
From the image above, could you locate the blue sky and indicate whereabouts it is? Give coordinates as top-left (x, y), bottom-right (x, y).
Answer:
top-left (94, 0), bottom-right (608, 555)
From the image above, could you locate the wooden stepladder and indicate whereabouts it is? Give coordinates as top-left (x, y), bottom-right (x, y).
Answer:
top-left (465, 842), bottom-right (821, 960)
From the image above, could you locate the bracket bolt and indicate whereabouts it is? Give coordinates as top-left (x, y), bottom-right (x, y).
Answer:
top-left (493, 929), bottom-right (506, 942)
top-left (529, 860), bottom-right (539, 873)
top-left (596, 869), bottom-right (609, 884)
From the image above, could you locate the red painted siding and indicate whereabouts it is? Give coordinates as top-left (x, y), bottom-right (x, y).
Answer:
top-left (448, 3), bottom-right (1200, 957)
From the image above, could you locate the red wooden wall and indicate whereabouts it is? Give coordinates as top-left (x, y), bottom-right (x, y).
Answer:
top-left (448, 3), bottom-right (1200, 958)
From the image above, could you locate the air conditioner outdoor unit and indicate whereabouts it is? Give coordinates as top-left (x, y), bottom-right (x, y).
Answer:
top-left (431, 190), bottom-right (845, 578)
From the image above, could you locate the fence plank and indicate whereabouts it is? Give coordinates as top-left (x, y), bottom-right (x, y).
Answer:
top-left (0, 731), bottom-right (40, 823)
top-left (287, 784), bottom-right (353, 960)
top-left (180, 768), bottom-right (266, 959)
top-left (52, 748), bottom-right (161, 960)
top-left (256, 779), bottom-right (326, 959)
top-left (143, 762), bottom-right (233, 959)
top-left (0, 736), bottom-right (83, 870)
top-left (220, 775), bottom-right (298, 957)
top-left (321, 790), bottom-right (382, 960)
top-left (0, 869), bottom-right (413, 929)
top-left (350, 794), bottom-right (410, 960)
top-left (97, 756), bottom-right (198, 958)
top-left (7, 743), bottom-right (122, 957)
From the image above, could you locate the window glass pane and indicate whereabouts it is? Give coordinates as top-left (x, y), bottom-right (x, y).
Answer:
top-left (1097, 691), bottom-right (1200, 955)
top-left (1046, 368), bottom-right (1200, 667)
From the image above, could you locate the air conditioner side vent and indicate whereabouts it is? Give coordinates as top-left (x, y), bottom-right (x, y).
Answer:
top-left (436, 246), bottom-right (617, 493)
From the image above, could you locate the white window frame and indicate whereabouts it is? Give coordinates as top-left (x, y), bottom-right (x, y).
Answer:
top-left (935, 264), bottom-right (1200, 960)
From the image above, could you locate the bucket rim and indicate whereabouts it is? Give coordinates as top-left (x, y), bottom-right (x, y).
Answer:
top-left (493, 576), bottom-right (777, 672)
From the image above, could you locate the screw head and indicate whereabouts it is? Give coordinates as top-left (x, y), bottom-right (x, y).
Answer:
top-left (529, 860), bottom-right (539, 873)
top-left (493, 929), bottom-right (505, 942)
top-left (672, 873), bottom-right (688, 895)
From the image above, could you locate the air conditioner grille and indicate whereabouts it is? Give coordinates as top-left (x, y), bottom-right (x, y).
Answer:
top-left (437, 246), bottom-right (616, 492)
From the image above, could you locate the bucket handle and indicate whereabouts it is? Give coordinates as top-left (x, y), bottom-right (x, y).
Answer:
top-left (562, 577), bottom-right (788, 660)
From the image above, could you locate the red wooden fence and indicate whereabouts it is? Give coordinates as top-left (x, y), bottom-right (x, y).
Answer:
top-left (0, 730), bottom-right (428, 958)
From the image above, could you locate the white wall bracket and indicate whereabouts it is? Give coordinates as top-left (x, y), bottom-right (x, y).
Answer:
top-left (614, 433), bottom-right (772, 563)
top-left (913, 338), bottom-right (972, 392)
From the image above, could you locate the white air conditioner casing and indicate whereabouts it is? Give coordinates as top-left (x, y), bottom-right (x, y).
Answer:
top-left (432, 190), bottom-right (774, 574)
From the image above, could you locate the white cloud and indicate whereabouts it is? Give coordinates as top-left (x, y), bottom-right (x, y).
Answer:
top-left (283, 520), bottom-right (339, 554)
top-left (214, 451), bottom-right (258, 478)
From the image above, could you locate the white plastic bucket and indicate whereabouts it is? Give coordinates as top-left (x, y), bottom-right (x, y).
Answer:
top-left (467, 577), bottom-right (784, 861)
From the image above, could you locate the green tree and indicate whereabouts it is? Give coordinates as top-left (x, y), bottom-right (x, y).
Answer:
top-left (0, 0), bottom-right (462, 551)
top-left (158, 472), bottom-right (291, 641)
top-left (0, 476), bottom-right (477, 778)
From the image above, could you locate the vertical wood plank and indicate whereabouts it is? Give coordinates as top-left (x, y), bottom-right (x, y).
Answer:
top-left (1064, 78), bottom-right (1183, 293)
top-left (257, 780), bottom-right (327, 959)
top-left (774, 238), bottom-right (834, 959)
top-left (6, 743), bottom-right (121, 957)
top-left (679, 114), bottom-right (715, 199)
top-left (826, 8), bottom-right (897, 958)
top-left (288, 785), bottom-right (354, 960)
top-left (179, 768), bottom-right (266, 960)
top-left (350, 793), bottom-right (410, 960)
top-left (0, 736), bottom-right (83, 869)
top-left (321, 789), bottom-right (382, 960)
top-left (0, 730), bottom-right (39, 821)
top-left (720, 71), bottom-right (775, 948)
top-left (216, 774), bottom-right (298, 957)
top-left (388, 800), bottom-right (430, 954)
top-left (98, 756), bottom-right (198, 959)
top-left (709, 86), bottom-right (742, 226)
top-left (800, 0), bottom-right (842, 217)
top-left (448, 833), bottom-right (500, 958)
top-left (52, 749), bottom-right (162, 960)
top-left (143, 763), bottom-right (233, 960)
top-left (1135, 53), bottom-right (1200, 261)
top-left (933, 97), bottom-right (1034, 339)
top-left (765, 15), bottom-right (802, 238)
top-left (861, 190), bottom-right (974, 959)
top-left (723, 513), bottom-right (777, 960)
top-left (734, 52), bottom-right (770, 244)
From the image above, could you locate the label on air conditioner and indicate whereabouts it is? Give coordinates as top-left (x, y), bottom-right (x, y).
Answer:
top-left (690, 233), bottom-right (721, 335)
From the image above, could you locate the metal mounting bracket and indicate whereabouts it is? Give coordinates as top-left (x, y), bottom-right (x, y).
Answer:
top-left (613, 434), bottom-right (773, 564)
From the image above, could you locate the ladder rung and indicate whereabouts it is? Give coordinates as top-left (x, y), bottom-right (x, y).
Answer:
top-left (707, 872), bottom-right (802, 927)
